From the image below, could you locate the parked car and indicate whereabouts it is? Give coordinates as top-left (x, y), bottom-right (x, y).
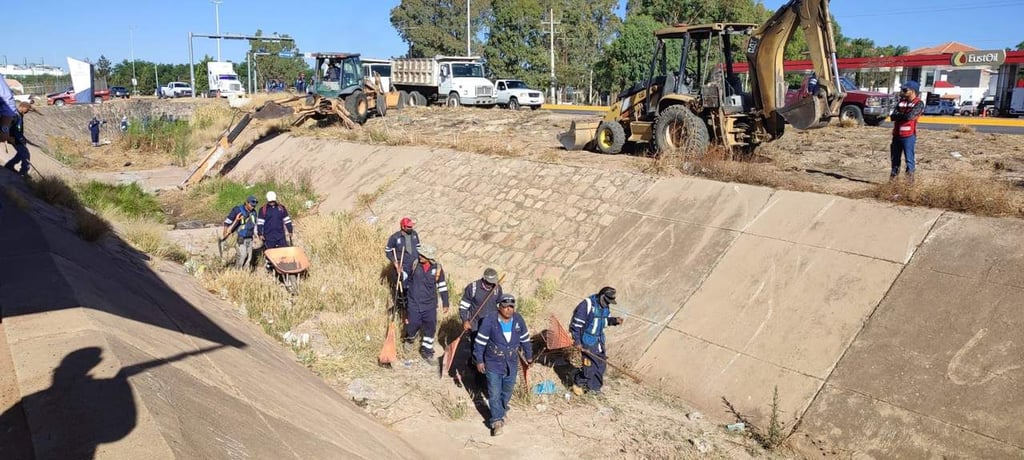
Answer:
top-left (46, 86), bottom-right (111, 105)
top-left (958, 100), bottom-right (977, 116)
top-left (110, 86), bottom-right (130, 99)
top-left (923, 99), bottom-right (956, 116)
top-left (977, 96), bottom-right (998, 117)
top-left (494, 79), bottom-right (545, 110)
top-left (13, 93), bottom-right (35, 105)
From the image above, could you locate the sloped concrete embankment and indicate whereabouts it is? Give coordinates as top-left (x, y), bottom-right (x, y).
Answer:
top-left (0, 172), bottom-right (420, 458)
top-left (237, 134), bottom-right (1023, 457)
top-left (23, 99), bottom-right (201, 150)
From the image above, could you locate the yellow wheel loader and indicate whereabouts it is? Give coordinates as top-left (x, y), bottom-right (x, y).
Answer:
top-left (559, 0), bottom-right (845, 156)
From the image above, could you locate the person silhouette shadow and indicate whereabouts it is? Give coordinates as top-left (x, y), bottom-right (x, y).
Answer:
top-left (0, 345), bottom-right (223, 460)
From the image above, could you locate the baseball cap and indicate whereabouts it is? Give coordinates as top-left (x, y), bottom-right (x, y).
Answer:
top-left (400, 217), bottom-right (414, 229)
top-left (900, 80), bottom-right (920, 92)
top-left (246, 195), bottom-right (258, 205)
top-left (266, 191), bottom-right (277, 202)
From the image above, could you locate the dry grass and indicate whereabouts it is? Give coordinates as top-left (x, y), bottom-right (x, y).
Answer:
top-left (431, 392), bottom-right (469, 420)
top-left (847, 172), bottom-right (1023, 217)
top-left (955, 124), bottom-right (976, 134)
top-left (671, 146), bottom-right (816, 191)
top-left (74, 207), bottom-right (113, 242)
top-left (46, 135), bottom-right (86, 166)
top-left (200, 212), bottom-right (395, 378)
top-left (107, 211), bottom-right (188, 263)
top-left (839, 118), bottom-right (859, 128)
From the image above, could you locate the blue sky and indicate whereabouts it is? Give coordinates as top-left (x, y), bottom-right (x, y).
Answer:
top-left (5, 0), bottom-right (1023, 69)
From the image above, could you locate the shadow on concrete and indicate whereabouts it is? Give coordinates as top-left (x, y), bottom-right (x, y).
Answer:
top-left (0, 172), bottom-right (245, 349)
top-left (0, 345), bottom-right (224, 460)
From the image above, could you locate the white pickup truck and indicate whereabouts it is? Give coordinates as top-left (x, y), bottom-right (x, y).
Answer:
top-left (494, 79), bottom-right (544, 110)
top-left (159, 82), bottom-right (193, 98)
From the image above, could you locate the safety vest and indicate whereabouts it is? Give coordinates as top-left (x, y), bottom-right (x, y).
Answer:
top-left (235, 205), bottom-right (257, 238)
top-left (581, 295), bottom-right (610, 350)
top-left (892, 97), bottom-right (921, 138)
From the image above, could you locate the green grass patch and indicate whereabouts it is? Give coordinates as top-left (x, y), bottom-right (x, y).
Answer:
top-left (120, 118), bottom-right (193, 166)
top-left (75, 181), bottom-right (164, 221)
top-left (184, 176), bottom-right (318, 223)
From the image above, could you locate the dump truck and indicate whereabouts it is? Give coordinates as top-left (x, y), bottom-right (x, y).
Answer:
top-left (391, 56), bottom-right (496, 108)
top-left (559, 0), bottom-right (845, 156)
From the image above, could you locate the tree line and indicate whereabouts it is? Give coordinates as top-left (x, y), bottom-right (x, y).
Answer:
top-left (391, 0), bottom-right (914, 101)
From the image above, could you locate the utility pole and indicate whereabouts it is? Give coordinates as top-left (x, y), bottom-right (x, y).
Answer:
top-left (211, 0), bottom-right (223, 61)
top-left (541, 9), bottom-right (559, 103)
top-left (129, 26), bottom-right (137, 95)
top-left (466, 0), bottom-right (471, 56)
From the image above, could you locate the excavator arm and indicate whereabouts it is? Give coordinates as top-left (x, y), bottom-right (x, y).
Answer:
top-left (745, 0), bottom-right (844, 135)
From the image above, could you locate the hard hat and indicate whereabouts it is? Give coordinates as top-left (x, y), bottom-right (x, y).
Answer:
top-left (266, 191), bottom-right (277, 202)
top-left (419, 244), bottom-right (437, 260)
top-left (482, 268), bottom-right (498, 284)
top-left (400, 217), bottom-right (414, 229)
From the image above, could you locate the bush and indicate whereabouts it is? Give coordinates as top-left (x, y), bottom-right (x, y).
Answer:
top-left (184, 176), bottom-right (318, 223)
top-left (76, 181), bottom-right (164, 221)
top-left (119, 118), bottom-right (193, 166)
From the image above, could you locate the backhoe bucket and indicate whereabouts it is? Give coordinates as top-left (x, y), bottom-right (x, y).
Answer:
top-left (778, 95), bottom-right (829, 130)
top-left (557, 121), bottom-right (601, 151)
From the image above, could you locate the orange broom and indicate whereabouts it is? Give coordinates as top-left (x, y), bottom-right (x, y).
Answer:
top-left (378, 249), bottom-right (405, 366)
top-left (442, 274), bottom-right (506, 377)
top-left (542, 314), bottom-right (643, 383)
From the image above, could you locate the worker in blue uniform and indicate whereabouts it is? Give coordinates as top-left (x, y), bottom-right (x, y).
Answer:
top-left (569, 286), bottom-right (624, 395)
top-left (403, 244), bottom-right (449, 360)
top-left (473, 294), bottom-right (532, 437)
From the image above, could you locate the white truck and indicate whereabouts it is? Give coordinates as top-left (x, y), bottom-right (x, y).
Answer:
top-left (207, 61), bottom-right (245, 98)
top-left (391, 55), bottom-right (495, 108)
top-left (494, 79), bottom-right (545, 110)
top-left (362, 58), bottom-right (393, 92)
top-left (159, 82), bottom-right (192, 98)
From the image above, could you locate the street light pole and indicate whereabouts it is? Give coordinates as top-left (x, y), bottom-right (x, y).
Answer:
top-left (541, 9), bottom-right (559, 103)
top-left (212, 0), bottom-right (223, 61)
top-left (466, 0), bottom-right (471, 55)
top-left (130, 26), bottom-right (137, 95)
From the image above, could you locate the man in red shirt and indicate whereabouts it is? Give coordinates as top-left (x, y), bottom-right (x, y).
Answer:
top-left (889, 80), bottom-right (925, 183)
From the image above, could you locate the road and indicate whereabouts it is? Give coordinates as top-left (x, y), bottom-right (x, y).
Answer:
top-left (541, 105), bottom-right (1024, 135)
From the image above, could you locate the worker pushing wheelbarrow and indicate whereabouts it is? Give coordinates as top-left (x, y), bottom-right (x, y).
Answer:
top-left (257, 191), bottom-right (309, 294)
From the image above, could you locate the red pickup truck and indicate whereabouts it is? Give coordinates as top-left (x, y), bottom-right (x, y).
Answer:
top-left (46, 87), bottom-right (112, 106)
top-left (786, 75), bottom-right (893, 126)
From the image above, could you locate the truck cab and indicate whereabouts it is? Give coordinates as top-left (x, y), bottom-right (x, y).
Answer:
top-left (786, 75), bottom-right (891, 126)
top-left (362, 59), bottom-right (393, 92)
top-left (439, 60), bottom-right (495, 107)
top-left (207, 61), bottom-right (245, 98)
top-left (159, 82), bottom-right (193, 98)
top-left (494, 79), bottom-right (545, 110)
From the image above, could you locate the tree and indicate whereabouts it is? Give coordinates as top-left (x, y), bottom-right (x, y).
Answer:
top-left (594, 15), bottom-right (663, 94)
top-left (1016, 40), bottom-right (1023, 51)
top-left (547, 0), bottom-right (621, 103)
top-left (484, 0), bottom-right (548, 87)
top-left (391, 0), bottom-right (493, 58)
top-left (95, 55), bottom-right (112, 81)
top-left (243, 30), bottom-right (310, 91)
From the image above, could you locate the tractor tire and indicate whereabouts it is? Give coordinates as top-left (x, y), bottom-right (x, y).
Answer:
top-left (594, 121), bottom-right (626, 154)
top-left (344, 90), bottom-right (369, 124)
top-left (839, 104), bottom-right (864, 126)
top-left (653, 105), bottom-right (709, 156)
top-left (397, 90), bottom-right (410, 109)
top-left (447, 92), bottom-right (461, 108)
top-left (376, 94), bottom-right (387, 117)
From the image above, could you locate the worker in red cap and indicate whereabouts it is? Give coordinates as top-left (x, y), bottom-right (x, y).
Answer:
top-left (385, 216), bottom-right (421, 295)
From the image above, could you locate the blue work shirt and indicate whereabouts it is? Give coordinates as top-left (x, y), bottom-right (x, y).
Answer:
top-left (474, 313), bottom-right (533, 376)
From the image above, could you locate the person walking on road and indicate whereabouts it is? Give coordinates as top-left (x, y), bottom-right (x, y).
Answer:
top-left (385, 216), bottom-right (420, 294)
top-left (473, 294), bottom-right (533, 437)
top-left (4, 102), bottom-right (33, 177)
top-left (569, 287), bottom-right (625, 395)
top-left (223, 195), bottom-right (260, 269)
top-left (402, 244), bottom-right (449, 361)
top-left (889, 80), bottom-right (924, 183)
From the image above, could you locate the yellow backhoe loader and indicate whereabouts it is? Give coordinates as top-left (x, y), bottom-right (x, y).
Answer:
top-left (558, 0), bottom-right (845, 156)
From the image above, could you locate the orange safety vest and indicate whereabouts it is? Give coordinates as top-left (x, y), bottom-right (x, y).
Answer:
top-left (892, 97), bottom-right (921, 138)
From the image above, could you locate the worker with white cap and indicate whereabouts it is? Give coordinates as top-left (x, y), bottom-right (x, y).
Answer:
top-left (256, 190), bottom-right (293, 251)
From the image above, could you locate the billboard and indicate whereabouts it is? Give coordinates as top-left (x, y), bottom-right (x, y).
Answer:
top-left (66, 57), bottom-right (94, 103)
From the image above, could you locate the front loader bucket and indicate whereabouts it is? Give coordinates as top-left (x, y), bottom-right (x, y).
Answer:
top-left (778, 95), bottom-right (829, 130)
top-left (557, 121), bottom-right (601, 151)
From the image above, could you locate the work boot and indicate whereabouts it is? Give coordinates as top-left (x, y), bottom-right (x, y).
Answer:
top-left (906, 172), bottom-right (916, 186)
top-left (571, 385), bottom-right (584, 396)
top-left (491, 420), bottom-right (504, 437)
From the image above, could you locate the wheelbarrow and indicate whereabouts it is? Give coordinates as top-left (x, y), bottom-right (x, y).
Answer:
top-left (263, 246), bottom-right (310, 294)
